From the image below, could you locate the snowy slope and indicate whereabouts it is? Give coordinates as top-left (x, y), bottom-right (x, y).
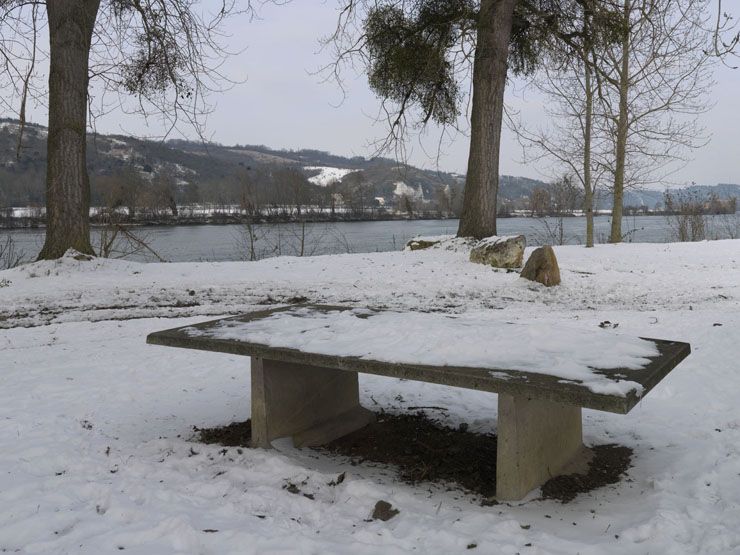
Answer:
top-left (304, 166), bottom-right (354, 186)
top-left (0, 241), bottom-right (739, 553)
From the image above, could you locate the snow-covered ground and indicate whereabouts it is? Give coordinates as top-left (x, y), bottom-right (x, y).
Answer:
top-left (304, 166), bottom-right (354, 186)
top-left (0, 240), bottom-right (738, 553)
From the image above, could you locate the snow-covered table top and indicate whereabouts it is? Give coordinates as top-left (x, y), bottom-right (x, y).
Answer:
top-left (147, 305), bottom-right (690, 414)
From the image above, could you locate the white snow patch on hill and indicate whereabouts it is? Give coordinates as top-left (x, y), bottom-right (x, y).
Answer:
top-left (393, 181), bottom-right (424, 200)
top-left (305, 166), bottom-right (354, 186)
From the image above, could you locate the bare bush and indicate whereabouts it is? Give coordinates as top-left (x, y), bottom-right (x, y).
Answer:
top-left (533, 218), bottom-right (568, 246)
top-left (710, 212), bottom-right (740, 240)
top-left (96, 211), bottom-right (165, 261)
top-left (330, 228), bottom-right (355, 254)
top-left (0, 234), bottom-right (25, 270)
top-left (235, 222), bottom-right (273, 262)
top-left (233, 221), bottom-right (356, 261)
top-left (664, 190), bottom-right (707, 242)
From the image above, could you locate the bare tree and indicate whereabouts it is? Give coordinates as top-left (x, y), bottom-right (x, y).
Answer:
top-left (325, 179), bottom-right (339, 219)
top-left (550, 175), bottom-right (582, 215)
top-left (0, 1), bottom-right (249, 259)
top-left (0, 3), bottom-right (43, 160)
top-left (92, 164), bottom-right (145, 220)
top-left (515, 0), bottom-right (718, 245)
top-left (343, 171), bottom-right (369, 217)
top-left (513, 59), bottom-right (605, 245)
top-left (235, 166), bottom-right (270, 261)
top-left (529, 186), bottom-right (550, 217)
top-left (147, 169), bottom-right (179, 217)
top-left (594, 0), bottom-right (717, 243)
top-left (272, 168), bottom-right (310, 218)
top-left (512, 0), bottom-right (617, 247)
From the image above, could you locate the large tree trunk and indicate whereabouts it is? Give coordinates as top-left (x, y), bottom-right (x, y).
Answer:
top-left (38, 0), bottom-right (101, 260)
top-left (609, 0), bottom-right (630, 244)
top-left (456, 0), bottom-right (516, 239)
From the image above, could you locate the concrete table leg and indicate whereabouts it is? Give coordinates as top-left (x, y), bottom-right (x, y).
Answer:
top-left (250, 356), bottom-right (375, 449)
top-left (496, 394), bottom-right (586, 501)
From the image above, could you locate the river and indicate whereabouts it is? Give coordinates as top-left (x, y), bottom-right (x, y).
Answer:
top-left (3, 214), bottom-right (738, 263)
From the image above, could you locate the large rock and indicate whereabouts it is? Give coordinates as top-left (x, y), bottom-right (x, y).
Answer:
top-left (520, 245), bottom-right (561, 286)
top-left (469, 235), bottom-right (526, 268)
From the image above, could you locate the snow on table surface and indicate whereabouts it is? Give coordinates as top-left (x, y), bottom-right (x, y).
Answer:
top-left (0, 240), bottom-right (739, 553)
top-left (185, 307), bottom-right (658, 397)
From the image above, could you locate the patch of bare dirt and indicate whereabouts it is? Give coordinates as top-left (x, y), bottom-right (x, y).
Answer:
top-left (195, 421), bottom-right (251, 447)
top-left (193, 411), bottom-right (632, 503)
top-left (322, 411), bottom-right (498, 497)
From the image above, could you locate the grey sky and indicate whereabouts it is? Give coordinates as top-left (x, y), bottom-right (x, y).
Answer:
top-left (79, 2), bottom-right (740, 187)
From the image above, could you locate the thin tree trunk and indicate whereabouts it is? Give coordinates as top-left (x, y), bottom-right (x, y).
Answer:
top-left (38, 0), bottom-right (100, 260)
top-left (610, 0), bottom-right (630, 244)
top-left (456, 0), bottom-right (516, 239)
top-left (583, 30), bottom-right (595, 248)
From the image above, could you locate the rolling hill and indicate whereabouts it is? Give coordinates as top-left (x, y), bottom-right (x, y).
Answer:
top-left (0, 119), bottom-right (737, 213)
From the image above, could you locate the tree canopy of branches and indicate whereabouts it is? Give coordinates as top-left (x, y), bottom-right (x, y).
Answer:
top-left (512, 0), bottom-right (731, 245)
top-left (511, 0), bottom-right (623, 247)
top-left (595, 0), bottom-right (718, 243)
top-left (0, 0), bottom-right (245, 259)
top-left (327, 0), bottom-right (624, 239)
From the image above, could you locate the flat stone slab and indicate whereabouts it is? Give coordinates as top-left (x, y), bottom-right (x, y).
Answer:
top-left (147, 305), bottom-right (690, 414)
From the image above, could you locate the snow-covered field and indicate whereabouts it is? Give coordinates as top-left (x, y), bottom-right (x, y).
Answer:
top-left (0, 240), bottom-right (738, 554)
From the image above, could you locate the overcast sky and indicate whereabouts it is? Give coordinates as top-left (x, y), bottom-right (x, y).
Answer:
top-left (79, 2), bottom-right (740, 187)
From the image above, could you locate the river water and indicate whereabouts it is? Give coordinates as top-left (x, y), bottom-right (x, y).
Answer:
top-left (3, 215), bottom-right (738, 263)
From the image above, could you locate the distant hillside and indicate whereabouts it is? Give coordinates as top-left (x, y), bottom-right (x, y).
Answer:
top-left (0, 119), bottom-right (737, 213)
top-left (0, 119), bottom-right (552, 211)
top-left (0, 119), bottom-right (464, 210)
